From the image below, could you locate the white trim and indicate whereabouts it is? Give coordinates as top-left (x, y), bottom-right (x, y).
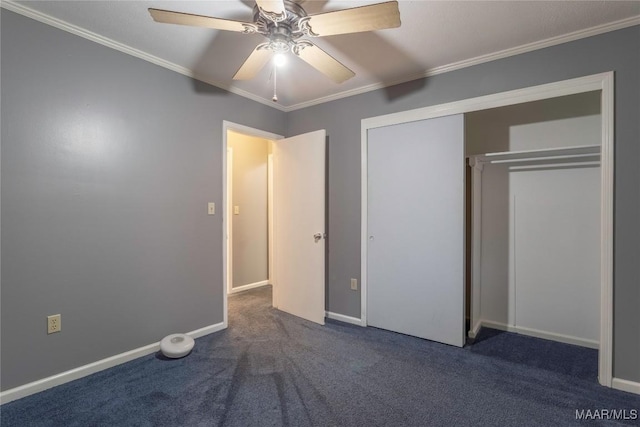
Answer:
top-left (476, 321), bottom-right (599, 349)
top-left (228, 280), bottom-right (270, 295)
top-left (469, 158), bottom-right (483, 339)
top-left (468, 321), bottom-right (482, 340)
top-left (0, 322), bottom-right (225, 405)
top-left (508, 195), bottom-right (517, 326)
top-left (599, 71), bottom-right (615, 388)
top-left (187, 322), bottom-right (226, 339)
top-left (268, 153), bottom-right (274, 286)
top-left (362, 73), bottom-right (612, 130)
top-left (360, 124), bottom-right (369, 326)
top-left (325, 311), bottom-right (365, 327)
top-left (226, 147), bottom-right (234, 297)
top-left (361, 71), bottom-right (614, 388)
top-left (612, 378), bottom-right (640, 395)
top-left (0, 0), bottom-right (288, 112)
top-left (222, 122), bottom-right (283, 324)
top-left (2, 0), bottom-right (637, 112)
top-left (223, 122), bottom-right (282, 143)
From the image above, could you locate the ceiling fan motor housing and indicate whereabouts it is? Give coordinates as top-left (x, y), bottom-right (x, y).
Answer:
top-left (268, 28), bottom-right (294, 52)
top-left (254, 0), bottom-right (307, 52)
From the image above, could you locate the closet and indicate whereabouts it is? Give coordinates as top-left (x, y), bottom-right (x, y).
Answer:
top-left (465, 91), bottom-right (602, 349)
top-left (364, 90), bottom-right (603, 351)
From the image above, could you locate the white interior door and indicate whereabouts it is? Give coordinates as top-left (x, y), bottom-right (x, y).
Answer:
top-left (273, 130), bottom-right (326, 325)
top-left (367, 114), bottom-right (465, 347)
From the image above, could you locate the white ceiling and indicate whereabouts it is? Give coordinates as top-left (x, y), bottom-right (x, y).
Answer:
top-left (5, 1), bottom-right (640, 110)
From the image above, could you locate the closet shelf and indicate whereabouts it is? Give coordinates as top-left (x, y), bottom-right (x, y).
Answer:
top-left (470, 144), bottom-right (600, 165)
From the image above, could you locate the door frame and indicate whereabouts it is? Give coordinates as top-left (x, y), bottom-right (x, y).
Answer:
top-left (360, 72), bottom-right (614, 387)
top-left (222, 121), bottom-right (283, 328)
top-left (268, 153), bottom-right (274, 288)
top-left (226, 146), bottom-right (234, 296)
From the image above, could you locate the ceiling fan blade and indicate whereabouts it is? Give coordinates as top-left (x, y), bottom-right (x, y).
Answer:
top-left (255, 0), bottom-right (287, 20)
top-left (149, 9), bottom-right (258, 33)
top-left (301, 1), bottom-right (400, 37)
top-left (293, 41), bottom-right (355, 84)
top-left (233, 44), bottom-right (273, 80)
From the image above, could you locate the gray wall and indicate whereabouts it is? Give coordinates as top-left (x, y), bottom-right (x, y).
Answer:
top-left (0, 11), bottom-right (286, 390)
top-left (287, 26), bottom-right (640, 382)
top-left (228, 131), bottom-right (269, 288)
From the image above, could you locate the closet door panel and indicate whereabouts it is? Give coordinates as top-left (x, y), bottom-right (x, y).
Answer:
top-left (512, 166), bottom-right (601, 344)
top-left (367, 114), bottom-right (465, 347)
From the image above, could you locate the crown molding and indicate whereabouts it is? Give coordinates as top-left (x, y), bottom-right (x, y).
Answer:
top-left (282, 15), bottom-right (640, 112)
top-left (0, 0), bottom-right (288, 112)
top-left (2, 0), bottom-right (638, 113)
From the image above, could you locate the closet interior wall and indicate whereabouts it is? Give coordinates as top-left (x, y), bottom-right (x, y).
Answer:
top-left (464, 91), bottom-right (602, 348)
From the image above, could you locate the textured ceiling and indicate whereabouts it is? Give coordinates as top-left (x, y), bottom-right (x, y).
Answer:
top-left (6, 1), bottom-right (640, 110)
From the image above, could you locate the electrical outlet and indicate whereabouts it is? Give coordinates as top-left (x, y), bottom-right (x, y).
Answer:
top-left (350, 278), bottom-right (358, 290)
top-left (47, 314), bottom-right (61, 334)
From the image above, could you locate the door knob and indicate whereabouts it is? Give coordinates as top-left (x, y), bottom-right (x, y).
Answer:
top-left (314, 233), bottom-right (324, 243)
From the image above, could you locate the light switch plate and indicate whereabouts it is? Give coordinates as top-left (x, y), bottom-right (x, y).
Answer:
top-left (208, 202), bottom-right (215, 215)
top-left (350, 278), bottom-right (358, 290)
top-left (234, 206), bottom-right (240, 215)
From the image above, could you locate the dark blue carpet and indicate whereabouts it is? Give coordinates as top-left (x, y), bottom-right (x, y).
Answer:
top-left (2, 286), bottom-right (638, 426)
top-left (469, 327), bottom-right (599, 381)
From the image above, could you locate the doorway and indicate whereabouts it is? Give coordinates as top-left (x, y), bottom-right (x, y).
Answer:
top-left (223, 122), bottom-right (282, 328)
top-left (226, 130), bottom-right (274, 296)
top-left (222, 122), bottom-right (327, 328)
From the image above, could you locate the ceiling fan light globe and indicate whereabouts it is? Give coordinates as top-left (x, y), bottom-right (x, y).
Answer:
top-left (274, 53), bottom-right (287, 67)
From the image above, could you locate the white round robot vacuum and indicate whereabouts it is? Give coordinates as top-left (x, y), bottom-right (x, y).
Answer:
top-left (160, 333), bottom-right (195, 359)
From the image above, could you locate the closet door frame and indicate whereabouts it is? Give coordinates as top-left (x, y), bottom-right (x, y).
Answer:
top-left (360, 71), bottom-right (614, 387)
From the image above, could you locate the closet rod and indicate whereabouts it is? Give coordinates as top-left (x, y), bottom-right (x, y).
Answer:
top-left (508, 161), bottom-right (600, 170)
top-left (473, 144), bottom-right (601, 163)
top-left (489, 153), bottom-right (600, 164)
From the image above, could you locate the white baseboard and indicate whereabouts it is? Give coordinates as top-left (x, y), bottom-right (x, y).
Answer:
top-left (228, 280), bottom-right (270, 295)
top-left (468, 321), bottom-right (482, 339)
top-left (186, 322), bottom-right (226, 339)
top-left (0, 321), bottom-right (226, 405)
top-left (325, 311), bottom-right (365, 326)
top-left (612, 378), bottom-right (640, 395)
top-left (477, 320), bottom-right (599, 349)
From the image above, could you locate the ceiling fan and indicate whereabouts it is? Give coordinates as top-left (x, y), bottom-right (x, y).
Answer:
top-left (149, 0), bottom-right (401, 85)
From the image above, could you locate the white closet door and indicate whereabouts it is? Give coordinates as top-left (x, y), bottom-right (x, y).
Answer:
top-left (367, 114), bottom-right (465, 347)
